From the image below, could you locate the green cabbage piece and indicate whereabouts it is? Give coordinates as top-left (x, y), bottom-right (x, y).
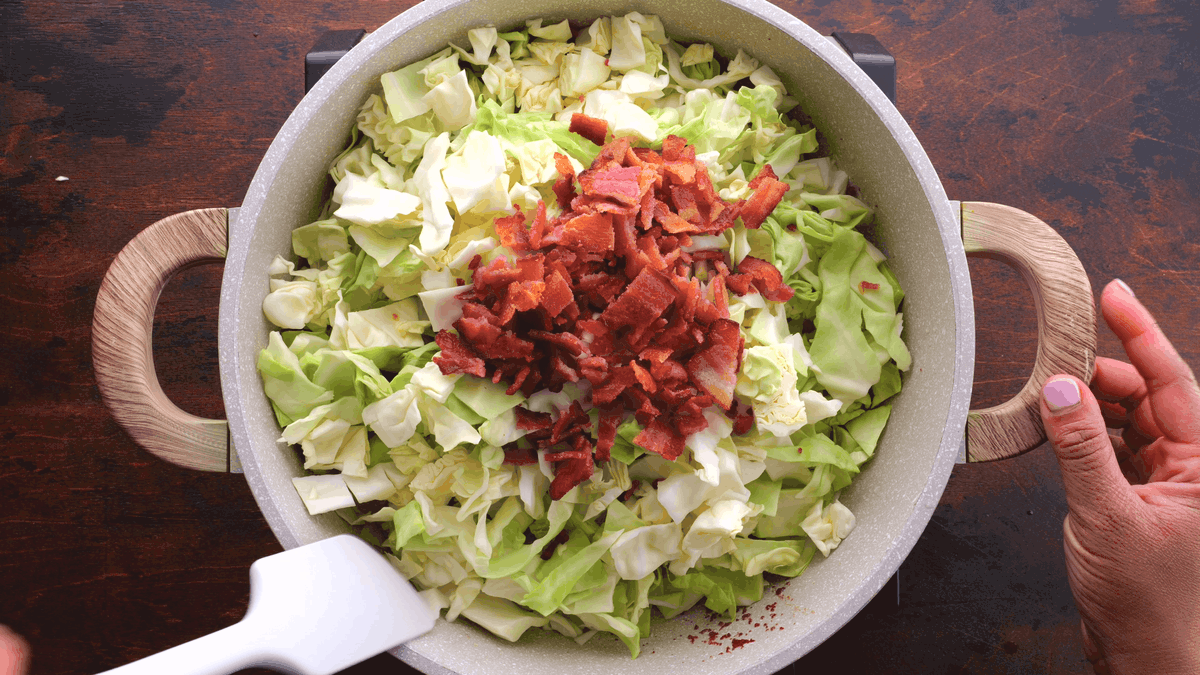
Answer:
top-left (473, 100), bottom-right (600, 166)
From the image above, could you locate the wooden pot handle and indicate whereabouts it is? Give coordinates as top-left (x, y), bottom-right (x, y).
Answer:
top-left (961, 202), bottom-right (1097, 462)
top-left (92, 208), bottom-right (231, 472)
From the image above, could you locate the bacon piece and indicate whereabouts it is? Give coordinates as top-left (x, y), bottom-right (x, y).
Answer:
top-left (639, 347), bottom-right (673, 364)
top-left (672, 402), bottom-right (710, 436)
top-left (545, 449), bottom-right (590, 463)
top-left (552, 155), bottom-right (577, 213)
top-left (526, 201), bottom-right (550, 249)
top-left (561, 211), bottom-right (615, 253)
top-left (631, 147), bottom-right (664, 166)
top-left (578, 355), bottom-right (609, 384)
top-left (503, 444), bottom-right (538, 465)
top-left (669, 185), bottom-right (702, 224)
top-left (474, 254), bottom-right (545, 291)
top-left (528, 329), bottom-right (586, 356)
top-left (455, 316), bottom-right (502, 346)
top-left (660, 135), bottom-right (693, 162)
top-left (860, 280), bottom-right (880, 291)
top-left (570, 112), bottom-right (608, 146)
top-left (686, 318), bottom-right (743, 409)
top-left (540, 271), bottom-right (574, 318)
top-left (549, 440), bottom-right (594, 500)
top-left (729, 256), bottom-right (794, 302)
top-left (576, 272), bottom-right (626, 304)
top-left (506, 366), bottom-right (532, 396)
top-left (596, 407), bottom-right (622, 462)
top-left (515, 407), bottom-right (552, 431)
top-left (593, 365), bottom-right (637, 405)
top-left (498, 280), bottom-right (546, 324)
top-left (589, 136), bottom-right (631, 172)
top-left (738, 175), bottom-right (789, 229)
top-left (541, 529), bottom-right (570, 559)
top-left (461, 302), bottom-right (503, 326)
top-left (550, 354), bottom-right (581, 384)
top-left (630, 361), bottom-right (657, 393)
top-left (634, 419), bottom-right (686, 460)
top-left (664, 161), bottom-right (697, 185)
top-left (579, 165), bottom-right (642, 207)
top-left (732, 402), bottom-right (755, 435)
top-left (693, 167), bottom-right (719, 205)
top-left (599, 268), bottom-right (677, 330)
top-left (550, 401), bottom-right (591, 445)
top-left (748, 164), bottom-right (778, 189)
top-left (494, 207), bottom-right (530, 250)
top-left (627, 387), bottom-right (661, 425)
top-left (711, 275), bottom-right (730, 319)
top-left (705, 199), bottom-right (741, 234)
top-left (650, 360), bottom-right (688, 387)
top-left (653, 200), bottom-right (697, 234)
top-left (433, 331), bottom-right (486, 377)
top-left (479, 331), bottom-right (537, 360)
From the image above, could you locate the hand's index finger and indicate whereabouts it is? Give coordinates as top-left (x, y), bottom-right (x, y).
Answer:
top-left (1101, 281), bottom-right (1200, 444)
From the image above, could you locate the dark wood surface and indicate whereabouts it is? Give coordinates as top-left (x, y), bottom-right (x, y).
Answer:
top-left (2, 1), bottom-right (1197, 673)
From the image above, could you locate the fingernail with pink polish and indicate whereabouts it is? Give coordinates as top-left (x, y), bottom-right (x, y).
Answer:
top-left (1114, 279), bottom-right (1134, 297)
top-left (1044, 378), bottom-right (1081, 412)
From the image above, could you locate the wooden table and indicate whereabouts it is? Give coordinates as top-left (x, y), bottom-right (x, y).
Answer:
top-left (2, 1), bottom-right (1197, 673)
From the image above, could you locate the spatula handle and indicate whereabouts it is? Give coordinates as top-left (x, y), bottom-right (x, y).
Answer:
top-left (96, 620), bottom-right (277, 675)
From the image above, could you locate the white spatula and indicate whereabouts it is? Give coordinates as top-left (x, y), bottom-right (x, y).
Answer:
top-left (99, 534), bottom-right (437, 675)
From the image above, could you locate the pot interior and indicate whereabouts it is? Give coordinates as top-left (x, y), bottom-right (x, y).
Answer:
top-left (219, 1), bottom-right (972, 672)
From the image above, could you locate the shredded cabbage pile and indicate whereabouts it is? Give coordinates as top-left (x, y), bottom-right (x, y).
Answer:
top-left (257, 13), bottom-right (909, 656)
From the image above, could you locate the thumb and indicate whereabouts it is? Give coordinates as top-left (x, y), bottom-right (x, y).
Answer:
top-left (1041, 375), bottom-right (1137, 522)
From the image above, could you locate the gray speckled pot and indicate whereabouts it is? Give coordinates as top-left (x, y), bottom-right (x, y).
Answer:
top-left (218, 0), bottom-right (972, 672)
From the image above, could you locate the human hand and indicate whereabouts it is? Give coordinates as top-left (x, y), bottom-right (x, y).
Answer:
top-left (1040, 279), bottom-right (1200, 675)
top-left (0, 625), bottom-right (29, 675)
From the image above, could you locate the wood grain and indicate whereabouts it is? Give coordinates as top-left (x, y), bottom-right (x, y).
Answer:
top-left (962, 202), bottom-right (1097, 462)
top-left (1, 1), bottom-right (1198, 674)
top-left (92, 208), bottom-right (231, 472)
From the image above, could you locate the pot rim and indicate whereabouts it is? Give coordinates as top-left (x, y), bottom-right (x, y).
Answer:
top-left (219, 0), bottom-right (974, 671)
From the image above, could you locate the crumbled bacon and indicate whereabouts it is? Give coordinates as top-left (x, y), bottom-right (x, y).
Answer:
top-left (739, 167), bottom-right (790, 229)
top-left (433, 134), bottom-right (794, 499)
top-left (569, 112), bottom-right (609, 147)
top-left (860, 281), bottom-right (880, 291)
top-left (726, 256), bottom-right (795, 303)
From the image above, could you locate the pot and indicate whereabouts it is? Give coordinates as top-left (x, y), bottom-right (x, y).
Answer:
top-left (91, 0), bottom-right (1097, 672)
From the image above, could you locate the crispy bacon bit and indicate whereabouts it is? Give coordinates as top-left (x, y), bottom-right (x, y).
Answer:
top-left (596, 408), bottom-right (622, 462)
top-left (738, 173), bottom-right (789, 229)
top-left (620, 480), bottom-right (641, 501)
top-left (687, 319), bottom-right (743, 409)
top-left (515, 407), bottom-right (552, 431)
top-left (580, 165), bottom-right (643, 206)
top-left (541, 529), bottom-right (571, 559)
top-left (436, 134), bottom-right (795, 499)
top-left (433, 331), bottom-right (486, 377)
top-left (634, 419), bottom-right (686, 460)
top-left (727, 256), bottom-right (795, 302)
top-left (541, 271), bottom-right (574, 317)
top-left (860, 281), bottom-right (880, 291)
top-left (551, 157), bottom-right (577, 214)
top-left (494, 208), bottom-right (530, 250)
top-left (570, 112), bottom-right (608, 146)
top-left (561, 212), bottom-right (616, 252)
top-left (503, 444), bottom-right (538, 465)
top-left (549, 437), bottom-right (595, 499)
top-left (747, 164), bottom-right (778, 189)
top-left (732, 402), bottom-right (755, 436)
